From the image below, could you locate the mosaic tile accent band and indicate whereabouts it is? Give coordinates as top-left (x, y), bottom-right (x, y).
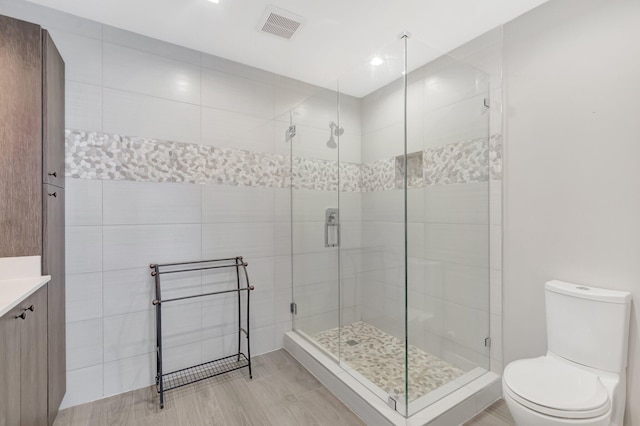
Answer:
top-left (313, 321), bottom-right (464, 403)
top-left (65, 130), bottom-right (501, 191)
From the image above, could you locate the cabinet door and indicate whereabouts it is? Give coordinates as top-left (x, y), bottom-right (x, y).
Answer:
top-left (0, 306), bottom-right (22, 426)
top-left (42, 30), bottom-right (65, 189)
top-left (43, 185), bottom-right (65, 424)
top-left (20, 286), bottom-right (48, 426)
top-left (0, 15), bottom-right (42, 257)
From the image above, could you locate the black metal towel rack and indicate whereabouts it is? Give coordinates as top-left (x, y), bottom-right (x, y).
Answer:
top-left (150, 256), bottom-right (255, 408)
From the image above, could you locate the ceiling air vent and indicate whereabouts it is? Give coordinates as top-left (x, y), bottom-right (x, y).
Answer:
top-left (258, 6), bottom-right (303, 40)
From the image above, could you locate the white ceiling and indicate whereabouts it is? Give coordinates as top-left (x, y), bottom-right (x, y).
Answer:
top-left (25, 0), bottom-right (549, 96)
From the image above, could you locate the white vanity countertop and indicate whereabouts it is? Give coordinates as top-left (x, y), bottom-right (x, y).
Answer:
top-left (0, 256), bottom-right (50, 317)
top-left (0, 275), bottom-right (51, 317)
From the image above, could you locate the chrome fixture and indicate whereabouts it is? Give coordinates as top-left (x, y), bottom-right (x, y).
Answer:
top-left (324, 208), bottom-right (340, 247)
top-left (327, 121), bottom-right (344, 149)
top-left (285, 125), bottom-right (296, 142)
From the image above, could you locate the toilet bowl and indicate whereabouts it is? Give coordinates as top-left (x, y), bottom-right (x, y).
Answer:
top-left (502, 281), bottom-right (631, 426)
top-left (503, 354), bottom-right (615, 426)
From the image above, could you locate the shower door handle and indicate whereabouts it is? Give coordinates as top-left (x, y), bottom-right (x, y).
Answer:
top-left (325, 208), bottom-right (340, 248)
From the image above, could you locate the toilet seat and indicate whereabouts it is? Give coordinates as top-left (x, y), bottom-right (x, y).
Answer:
top-left (503, 356), bottom-right (610, 419)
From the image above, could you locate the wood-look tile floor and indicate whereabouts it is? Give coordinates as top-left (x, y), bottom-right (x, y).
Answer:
top-left (53, 349), bottom-right (365, 426)
top-left (54, 348), bottom-right (515, 426)
top-left (464, 399), bottom-right (515, 426)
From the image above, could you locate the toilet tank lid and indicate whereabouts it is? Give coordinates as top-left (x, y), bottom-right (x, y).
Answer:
top-left (545, 280), bottom-right (631, 304)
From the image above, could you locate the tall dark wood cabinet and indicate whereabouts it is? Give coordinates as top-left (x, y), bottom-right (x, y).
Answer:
top-left (42, 29), bottom-right (66, 426)
top-left (0, 14), bottom-right (66, 426)
top-left (0, 16), bottom-right (42, 258)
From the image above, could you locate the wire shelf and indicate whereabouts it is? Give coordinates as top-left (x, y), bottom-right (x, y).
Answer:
top-left (159, 353), bottom-right (250, 392)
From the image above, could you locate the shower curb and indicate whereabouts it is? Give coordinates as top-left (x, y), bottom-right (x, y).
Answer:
top-left (284, 331), bottom-right (502, 426)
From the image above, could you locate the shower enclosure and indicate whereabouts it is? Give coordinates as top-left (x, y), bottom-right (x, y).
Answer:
top-left (288, 34), bottom-right (492, 417)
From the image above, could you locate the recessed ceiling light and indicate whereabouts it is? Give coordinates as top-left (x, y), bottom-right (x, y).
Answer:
top-left (370, 56), bottom-right (384, 67)
top-left (207, 0), bottom-right (220, 3)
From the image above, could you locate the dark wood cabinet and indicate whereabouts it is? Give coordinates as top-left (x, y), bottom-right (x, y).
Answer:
top-left (0, 15), bottom-right (42, 258)
top-left (42, 26), bottom-right (66, 426)
top-left (0, 286), bottom-right (49, 426)
top-left (43, 185), bottom-right (65, 425)
top-left (20, 286), bottom-right (49, 426)
top-left (42, 30), bottom-right (65, 189)
top-left (0, 14), bottom-right (66, 426)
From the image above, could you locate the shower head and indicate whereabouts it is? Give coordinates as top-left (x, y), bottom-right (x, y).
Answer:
top-left (327, 121), bottom-right (343, 148)
top-left (329, 121), bottom-right (344, 136)
top-left (327, 133), bottom-right (337, 149)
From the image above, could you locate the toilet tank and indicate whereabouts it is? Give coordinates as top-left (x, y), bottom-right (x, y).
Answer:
top-left (545, 280), bottom-right (632, 373)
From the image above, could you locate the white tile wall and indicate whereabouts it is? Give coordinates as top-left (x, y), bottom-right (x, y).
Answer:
top-left (200, 107), bottom-right (275, 152)
top-left (201, 68), bottom-right (274, 119)
top-left (291, 190), bottom-right (338, 222)
top-left (65, 178), bottom-right (102, 226)
top-left (361, 122), bottom-right (404, 162)
top-left (273, 77), bottom-right (320, 117)
top-left (162, 342), bottom-right (203, 373)
top-left (66, 318), bottom-right (103, 370)
top-left (200, 333), bottom-right (238, 362)
top-left (65, 272), bottom-right (102, 322)
top-left (424, 223), bottom-right (489, 268)
top-left (424, 183), bottom-right (489, 225)
top-left (102, 89), bottom-right (201, 143)
top-left (162, 302), bottom-right (203, 349)
top-left (423, 94), bottom-right (490, 149)
top-left (202, 222), bottom-right (274, 259)
top-left (102, 310), bottom-right (155, 362)
top-left (292, 252), bottom-right (338, 287)
top-left (103, 43), bottom-right (201, 104)
top-left (361, 82), bottom-right (404, 135)
top-left (65, 226), bottom-right (102, 274)
top-left (103, 353), bottom-right (155, 397)
top-left (422, 57), bottom-right (489, 113)
top-left (102, 180), bottom-right (202, 225)
top-left (201, 186), bottom-right (274, 223)
top-left (65, 81), bottom-right (102, 131)
top-left (102, 25), bottom-right (201, 65)
top-left (102, 224), bottom-right (202, 271)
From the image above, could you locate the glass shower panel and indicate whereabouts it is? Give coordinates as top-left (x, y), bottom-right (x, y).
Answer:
top-left (338, 38), bottom-right (409, 412)
top-left (289, 34), bottom-right (492, 418)
top-left (406, 36), bottom-right (491, 416)
top-left (290, 87), bottom-right (341, 354)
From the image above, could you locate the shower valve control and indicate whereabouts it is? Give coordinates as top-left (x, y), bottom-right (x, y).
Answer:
top-left (325, 208), bottom-right (340, 248)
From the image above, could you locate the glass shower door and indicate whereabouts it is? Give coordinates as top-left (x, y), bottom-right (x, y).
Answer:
top-left (289, 87), bottom-right (341, 356)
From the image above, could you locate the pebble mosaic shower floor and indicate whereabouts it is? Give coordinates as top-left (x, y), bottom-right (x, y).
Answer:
top-left (313, 321), bottom-right (464, 402)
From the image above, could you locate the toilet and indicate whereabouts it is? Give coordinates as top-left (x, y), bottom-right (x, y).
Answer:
top-left (502, 280), bottom-right (632, 426)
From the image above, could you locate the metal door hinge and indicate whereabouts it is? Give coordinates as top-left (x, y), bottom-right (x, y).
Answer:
top-left (290, 302), bottom-right (297, 315)
top-left (387, 396), bottom-right (397, 410)
top-left (484, 337), bottom-right (492, 347)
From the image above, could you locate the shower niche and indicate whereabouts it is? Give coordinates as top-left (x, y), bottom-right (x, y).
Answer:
top-left (287, 33), bottom-right (494, 419)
